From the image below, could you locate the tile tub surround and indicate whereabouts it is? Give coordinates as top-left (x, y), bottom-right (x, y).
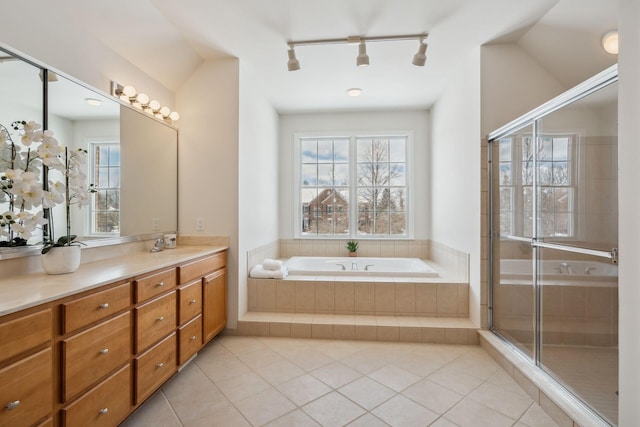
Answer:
top-left (121, 335), bottom-right (560, 427)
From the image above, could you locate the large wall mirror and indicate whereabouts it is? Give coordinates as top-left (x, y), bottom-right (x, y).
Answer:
top-left (0, 46), bottom-right (177, 253)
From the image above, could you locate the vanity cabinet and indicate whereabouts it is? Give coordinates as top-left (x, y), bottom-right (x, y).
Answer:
top-left (0, 247), bottom-right (227, 427)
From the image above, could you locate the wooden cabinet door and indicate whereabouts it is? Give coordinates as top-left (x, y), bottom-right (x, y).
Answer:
top-left (203, 268), bottom-right (227, 344)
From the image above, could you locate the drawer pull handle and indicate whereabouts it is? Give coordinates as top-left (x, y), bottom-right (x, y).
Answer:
top-left (156, 281), bottom-right (165, 287)
top-left (190, 335), bottom-right (197, 341)
top-left (157, 316), bottom-right (164, 322)
top-left (99, 303), bottom-right (109, 309)
top-left (189, 299), bottom-right (197, 304)
top-left (156, 362), bottom-right (164, 368)
top-left (5, 401), bottom-right (20, 410)
top-left (99, 348), bottom-right (109, 355)
top-left (99, 408), bottom-right (109, 415)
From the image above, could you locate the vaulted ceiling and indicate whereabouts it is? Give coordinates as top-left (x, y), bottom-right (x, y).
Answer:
top-left (56, 0), bottom-right (617, 113)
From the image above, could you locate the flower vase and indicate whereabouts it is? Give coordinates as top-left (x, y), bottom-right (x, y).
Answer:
top-left (42, 246), bottom-right (82, 274)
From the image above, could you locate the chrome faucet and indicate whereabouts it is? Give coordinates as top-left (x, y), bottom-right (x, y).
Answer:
top-left (559, 262), bottom-right (574, 274)
top-left (351, 260), bottom-right (358, 271)
top-left (150, 237), bottom-right (165, 253)
top-left (364, 264), bottom-right (374, 271)
top-left (336, 263), bottom-right (346, 270)
top-left (584, 266), bottom-right (596, 275)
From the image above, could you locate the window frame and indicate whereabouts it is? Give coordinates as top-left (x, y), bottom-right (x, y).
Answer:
top-left (86, 138), bottom-right (121, 237)
top-left (293, 131), bottom-right (414, 239)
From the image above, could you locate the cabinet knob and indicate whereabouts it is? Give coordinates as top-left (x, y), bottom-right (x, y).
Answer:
top-left (99, 348), bottom-right (109, 355)
top-left (190, 335), bottom-right (197, 341)
top-left (157, 316), bottom-right (164, 322)
top-left (99, 408), bottom-right (109, 415)
top-left (99, 303), bottom-right (109, 309)
top-left (156, 362), bottom-right (164, 368)
top-left (189, 299), bottom-right (197, 304)
top-left (156, 281), bottom-right (165, 287)
top-left (5, 400), bottom-right (20, 410)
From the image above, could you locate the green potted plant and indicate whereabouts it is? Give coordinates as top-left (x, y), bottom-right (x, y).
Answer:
top-left (346, 240), bottom-right (359, 257)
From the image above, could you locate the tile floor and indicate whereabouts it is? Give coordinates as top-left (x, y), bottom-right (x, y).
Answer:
top-left (121, 336), bottom-right (559, 427)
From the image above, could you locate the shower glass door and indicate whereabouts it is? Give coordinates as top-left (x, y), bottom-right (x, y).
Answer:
top-left (489, 67), bottom-right (618, 425)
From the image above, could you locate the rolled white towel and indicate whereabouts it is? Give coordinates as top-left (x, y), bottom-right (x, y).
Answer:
top-left (250, 265), bottom-right (288, 279)
top-left (263, 259), bottom-right (284, 271)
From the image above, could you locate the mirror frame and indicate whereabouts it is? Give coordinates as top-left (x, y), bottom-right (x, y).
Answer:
top-left (0, 43), bottom-right (178, 260)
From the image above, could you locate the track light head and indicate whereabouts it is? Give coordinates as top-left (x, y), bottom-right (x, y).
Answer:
top-left (356, 41), bottom-right (369, 67)
top-left (412, 41), bottom-right (428, 66)
top-left (287, 47), bottom-right (300, 71)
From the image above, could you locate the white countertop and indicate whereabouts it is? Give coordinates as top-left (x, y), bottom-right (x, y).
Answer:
top-left (0, 245), bottom-right (227, 317)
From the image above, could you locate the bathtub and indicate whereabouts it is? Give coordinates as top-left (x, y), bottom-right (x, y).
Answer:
top-left (285, 256), bottom-right (439, 277)
top-left (499, 259), bottom-right (617, 284)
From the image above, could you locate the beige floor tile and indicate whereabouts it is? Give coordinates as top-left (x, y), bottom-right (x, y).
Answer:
top-left (518, 403), bottom-right (560, 427)
top-left (427, 367), bottom-right (484, 395)
top-left (215, 371), bottom-right (273, 402)
top-left (218, 335), bottom-right (269, 355)
top-left (368, 364), bottom-right (421, 392)
top-left (444, 397), bottom-right (516, 427)
top-left (341, 351), bottom-right (389, 375)
top-left (265, 409), bottom-right (321, 427)
top-left (402, 378), bottom-right (464, 414)
top-left (254, 359), bottom-right (306, 386)
top-left (120, 390), bottom-right (181, 427)
top-left (277, 374), bottom-right (333, 406)
top-left (235, 388), bottom-right (296, 426)
top-left (372, 395), bottom-right (439, 427)
top-left (236, 347), bottom-right (286, 369)
top-left (195, 352), bottom-right (252, 383)
top-left (428, 417), bottom-right (459, 427)
top-left (302, 391), bottom-right (367, 426)
top-left (161, 364), bottom-right (232, 425)
top-left (393, 353), bottom-right (444, 377)
top-left (468, 382), bottom-right (532, 419)
top-left (183, 404), bottom-right (251, 427)
top-left (346, 413), bottom-right (390, 426)
top-left (282, 346), bottom-right (335, 371)
top-left (338, 376), bottom-right (396, 410)
top-left (311, 361), bottom-right (362, 388)
top-left (446, 347), bottom-right (501, 380)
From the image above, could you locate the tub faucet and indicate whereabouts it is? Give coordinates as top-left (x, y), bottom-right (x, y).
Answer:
top-left (584, 266), bottom-right (596, 275)
top-left (336, 264), bottom-right (346, 270)
top-left (364, 264), bottom-right (374, 271)
top-left (559, 262), bottom-right (574, 274)
top-left (351, 261), bottom-right (358, 271)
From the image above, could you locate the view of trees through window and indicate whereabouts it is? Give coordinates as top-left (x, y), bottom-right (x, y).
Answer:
top-left (90, 142), bottom-right (120, 234)
top-left (499, 134), bottom-right (573, 238)
top-left (299, 135), bottom-right (407, 237)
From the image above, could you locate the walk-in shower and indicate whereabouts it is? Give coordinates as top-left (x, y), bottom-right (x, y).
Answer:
top-left (488, 66), bottom-right (618, 425)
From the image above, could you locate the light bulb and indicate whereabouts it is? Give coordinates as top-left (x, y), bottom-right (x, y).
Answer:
top-left (136, 93), bottom-right (149, 105)
top-left (149, 99), bottom-right (161, 111)
top-left (122, 85), bottom-right (136, 97)
top-left (159, 106), bottom-right (171, 117)
top-left (169, 111), bottom-right (180, 121)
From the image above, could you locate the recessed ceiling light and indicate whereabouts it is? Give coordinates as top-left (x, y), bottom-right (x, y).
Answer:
top-left (85, 98), bottom-right (102, 106)
top-left (347, 88), bottom-right (363, 97)
top-left (602, 30), bottom-right (618, 55)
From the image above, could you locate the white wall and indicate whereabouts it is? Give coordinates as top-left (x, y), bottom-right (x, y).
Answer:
top-left (176, 59), bottom-right (240, 328)
top-left (279, 110), bottom-right (430, 240)
top-left (617, 0), bottom-right (640, 422)
top-left (430, 49), bottom-right (482, 326)
top-left (238, 63), bottom-right (279, 320)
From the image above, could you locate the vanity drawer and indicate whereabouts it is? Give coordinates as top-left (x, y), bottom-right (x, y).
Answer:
top-left (62, 283), bottom-right (131, 334)
top-left (135, 333), bottom-right (176, 404)
top-left (62, 312), bottom-right (131, 401)
top-left (178, 280), bottom-right (202, 325)
top-left (0, 308), bottom-right (52, 364)
top-left (62, 364), bottom-right (131, 427)
top-left (0, 348), bottom-right (52, 427)
top-left (178, 315), bottom-right (202, 366)
top-left (179, 252), bottom-right (226, 284)
top-left (135, 268), bottom-right (177, 303)
top-left (135, 291), bottom-right (176, 353)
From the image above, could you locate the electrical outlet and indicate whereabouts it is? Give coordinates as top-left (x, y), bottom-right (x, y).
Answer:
top-left (152, 218), bottom-right (160, 231)
top-left (196, 217), bottom-right (204, 231)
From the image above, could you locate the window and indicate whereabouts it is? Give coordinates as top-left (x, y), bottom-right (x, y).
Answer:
top-left (499, 134), bottom-right (575, 238)
top-left (296, 134), bottom-right (409, 238)
top-left (89, 141), bottom-right (120, 235)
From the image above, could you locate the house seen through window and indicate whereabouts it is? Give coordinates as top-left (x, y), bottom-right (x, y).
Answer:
top-left (298, 135), bottom-right (408, 238)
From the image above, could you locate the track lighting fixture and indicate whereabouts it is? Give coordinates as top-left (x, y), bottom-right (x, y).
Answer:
top-left (286, 33), bottom-right (428, 71)
top-left (287, 45), bottom-right (300, 71)
top-left (111, 81), bottom-right (180, 123)
top-left (356, 42), bottom-right (369, 67)
top-left (412, 39), bottom-right (428, 66)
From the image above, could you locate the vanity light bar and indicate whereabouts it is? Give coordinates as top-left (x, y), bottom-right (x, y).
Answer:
top-left (111, 81), bottom-right (180, 122)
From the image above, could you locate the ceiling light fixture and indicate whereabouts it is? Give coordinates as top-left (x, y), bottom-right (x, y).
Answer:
top-left (356, 42), bottom-right (369, 67)
top-left (347, 88), bottom-right (363, 97)
top-left (286, 33), bottom-right (428, 71)
top-left (601, 30), bottom-right (618, 55)
top-left (287, 45), bottom-right (300, 71)
top-left (111, 81), bottom-right (180, 123)
top-left (85, 98), bottom-right (102, 106)
top-left (412, 38), bottom-right (428, 66)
